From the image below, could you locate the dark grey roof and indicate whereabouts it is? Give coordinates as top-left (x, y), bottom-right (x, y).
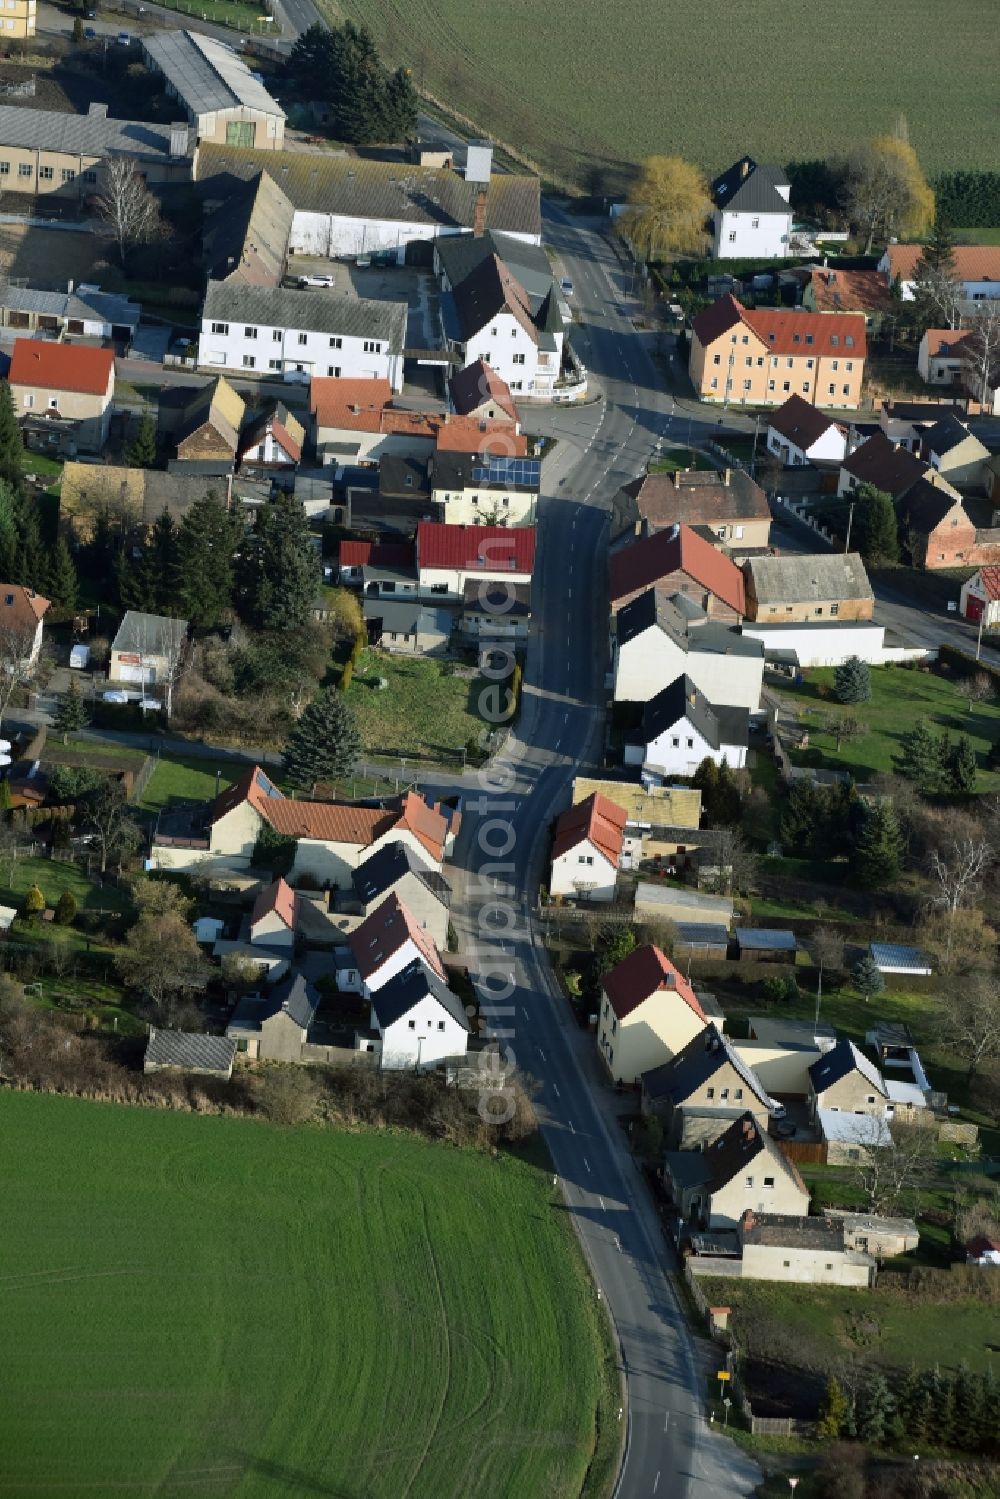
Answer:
top-left (924, 411), bottom-right (973, 456)
top-left (675, 922), bottom-right (731, 949)
top-left (640, 674), bottom-right (749, 751)
top-left (742, 1213), bottom-right (843, 1250)
top-left (808, 1037), bottom-right (886, 1096)
top-left (203, 169), bottom-right (293, 286)
top-left (734, 927), bottom-right (797, 952)
top-left (370, 957), bottom-right (470, 1032)
top-left (841, 432), bottom-right (927, 498)
top-left (461, 579), bottom-right (531, 616)
top-left (229, 971), bottom-right (319, 1034)
top-left (768, 393), bottom-right (844, 449)
top-left (111, 610), bottom-right (188, 657)
top-left (145, 1028), bottom-right (236, 1072)
top-left (436, 231), bottom-right (553, 305)
top-left (203, 281), bottom-right (407, 350)
top-left (363, 599), bottom-right (451, 637)
top-left (352, 840), bottom-right (451, 907)
top-left (712, 157), bottom-right (790, 215)
top-left (0, 285), bottom-right (140, 330)
top-left (379, 454), bottom-right (429, 499)
top-left (899, 476), bottom-right (966, 535)
top-left (616, 588), bottom-right (764, 659)
top-left (0, 103), bottom-right (190, 162)
top-left (431, 450), bottom-right (539, 493)
top-left (745, 552), bottom-right (873, 606)
top-left (641, 1025), bottom-right (771, 1107)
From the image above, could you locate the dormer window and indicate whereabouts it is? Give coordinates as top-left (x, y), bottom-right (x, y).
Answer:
top-left (846, 335), bottom-right (854, 347)
top-left (831, 335), bottom-right (839, 347)
top-left (806, 334), bottom-right (814, 345)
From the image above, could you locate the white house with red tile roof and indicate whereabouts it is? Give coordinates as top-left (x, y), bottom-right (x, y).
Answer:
top-left (342, 891), bottom-right (446, 996)
top-left (880, 243), bottom-right (1000, 302)
top-left (416, 522), bottom-right (535, 599)
top-left (0, 584), bottom-right (50, 669)
top-left (150, 765), bottom-right (460, 884)
top-left (550, 793), bottom-right (627, 903)
top-left (249, 875), bottom-right (298, 950)
top-left (597, 944), bottom-right (708, 1084)
top-left (959, 566), bottom-right (1000, 628)
top-left (8, 340), bottom-right (115, 451)
top-left (237, 402), bottom-right (304, 469)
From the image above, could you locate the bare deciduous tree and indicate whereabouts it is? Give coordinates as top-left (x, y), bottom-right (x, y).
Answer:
top-left (83, 779), bottom-right (141, 875)
top-left (813, 925), bottom-right (846, 1020)
top-left (115, 907), bottom-right (208, 1021)
top-left (707, 826), bottom-right (758, 897)
top-left (847, 1117), bottom-right (936, 1216)
top-left (928, 834), bottom-right (993, 923)
top-left (917, 905), bottom-right (995, 976)
top-left (841, 136), bottom-right (934, 254)
top-left (938, 972), bottom-right (1000, 1082)
top-left (0, 618), bottom-right (43, 731)
top-left (95, 157), bottom-right (165, 267)
top-left (961, 300), bottom-right (1000, 408)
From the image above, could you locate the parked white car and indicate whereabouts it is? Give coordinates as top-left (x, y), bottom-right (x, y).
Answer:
top-left (298, 274), bottom-right (334, 288)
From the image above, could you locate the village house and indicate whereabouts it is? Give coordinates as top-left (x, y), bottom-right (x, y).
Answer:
top-left (766, 393), bottom-right (848, 468)
top-left (624, 675), bottom-right (749, 779)
top-left (362, 599), bottom-right (452, 657)
top-left (203, 169), bottom-right (294, 288)
top-left (161, 377), bottom-right (246, 466)
top-left (226, 971), bottom-right (319, 1061)
top-left (458, 580), bottom-right (531, 644)
top-left (238, 403), bottom-right (305, 472)
top-left (689, 295), bottom-right (866, 409)
top-left (109, 611), bottom-right (188, 700)
top-left (837, 430), bottom-right (941, 501)
top-left (899, 479), bottom-right (980, 569)
top-left (8, 340), bottom-right (115, 452)
top-left (879, 399), bottom-right (968, 452)
top-left (364, 957), bottom-right (470, 1070)
top-left (415, 522), bottom-right (535, 601)
top-left (350, 841), bottom-right (450, 950)
top-left (143, 1030), bottom-right (237, 1081)
top-left (310, 377), bottom-right (528, 466)
top-left (338, 539), bottom-right (415, 589)
top-left (808, 1037), bottom-right (888, 1121)
top-left (920, 412), bottom-right (990, 487)
top-left (663, 1112), bottom-right (810, 1230)
top-left (597, 944), bottom-right (708, 1085)
top-left (249, 876), bottom-right (299, 951)
top-left (549, 793), bottom-right (628, 903)
top-left (609, 523), bottom-right (746, 618)
top-left (824, 1209), bottom-right (920, 1258)
top-left (710, 156), bottom-right (792, 260)
top-left (611, 468), bottom-right (771, 549)
top-left (737, 1212), bottom-right (876, 1287)
top-left (742, 552), bottom-right (874, 623)
top-left (448, 358), bottom-right (520, 424)
top-left (959, 566), bottom-right (1000, 627)
top-left (569, 779), bottom-right (703, 873)
top-left (342, 892), bottom-right (446, 996)
top-left (0, 584), bottom-right (49, 668)
top-left (200, 282), bottom-right (407, 391)
top-left (918, 329), bottom-right (971, 389)
top-left (641, 1026), bottom-right (772, 1146)
top-left (428, 451), bottom-right (539, 527)
top-left (0, 285), bottom-right (139, 345)
top-left (613, 589), bottom-right (764, 711)
top-left (879, 243), bottom-right (1000, 303)
top-left (801, 267), bottom-right (891, 327)
top-left (0, 0), bottom-right (34, 41)
top-left (142, 29), bottom-right (285, 149)
top-left (197, 138), bottom-right (541, 264)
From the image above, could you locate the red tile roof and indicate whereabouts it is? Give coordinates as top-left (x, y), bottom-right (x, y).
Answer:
top-left (923, 328), bottom-right (973, 359)
top-left (552, 793), bottom-right (627, 865)
top-left (271, 415), bottom-right (302, 463)
top-left (973, 566), bottom-right (1000, 601)
top-left (885, 243), bottom-right (1000, 284)
top-left (339, 539), bottom-right (415, 569)
top-left (9, 340), bottom-right (115, 397)
top-left (310, 377), bottom-right (526, 456)
top-left (609, 522), bottom-right (746, 613)
top-left (210, 765), bottom-right (284, 826)
top-left (347, 891), bottom-right (446, 983)
top-left (0, 583), bottom-right (49, 632)
top-left (265, 799), bottom-right (393, 845)
top-left (251, 875), bottom-right (297, 931)
top-left (449, 360), bottom-right (519, 422)
top-left (433, 416), bottom-right (527, 456)
top-left (417, 522), bottom-right (536, 575)
top-left (310, 377), bottom-right (393, 432)
top-left (693, 293), bottom-right (867, 359)
top-left (602, 944), bottom-right (706, 1023)
top-left (396, 789), bottom-right (459, 861)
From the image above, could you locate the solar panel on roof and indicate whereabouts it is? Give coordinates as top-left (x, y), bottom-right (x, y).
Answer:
top-left (470, 457), bottom-right (540, 488)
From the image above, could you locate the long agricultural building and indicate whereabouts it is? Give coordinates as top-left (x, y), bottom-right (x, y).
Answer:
top-left (0, 102), bottom-right (193, 196)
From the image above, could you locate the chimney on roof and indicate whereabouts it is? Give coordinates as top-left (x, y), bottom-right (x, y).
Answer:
top-left (472, 186), bottom-right (488, 239)
top-left (87, 102), bottom-right (108, 119)
top-left (740, 158), bottom-right (750, 179)
top-left (723, 468), bottom-right (731, 486)
top-left (67, 279), bottom-right (73, 294)
top-left (465, 139), bottom-right (493, 184)
top-left (672, 469), bottom-right (681, 489)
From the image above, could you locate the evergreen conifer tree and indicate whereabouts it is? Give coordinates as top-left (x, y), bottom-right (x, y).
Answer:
top-left (835, 655), bottom-right (872, 704)
top-left (896, 720), bottom-right (943, 790)
top-left (45, 536), bottom-right (78, 612)
top-left (0, 479), bottom-right (18, 580)
top-left (0, 381), bottom-right (24, 494)
top-left (817, 1376), bottom-right (849, 1439)
top-left (282, 689), bottom-right (361, 794)
top-left (946, 734), bottom-right (978, 794)
top-left (236, 494), bottom-right (320, 632)
top-left (852, 952), bottom-right (886, 1000)
top-left (852, 800), bottom-right (904, 887)
top-left (857, 1372), bottom-right (895, 1444)
top-left (175, 490), bottom-right (242, 627)
top-left (125, 412), bottom-right (157, 468)
top-left (951, 1362), bottom-right (982, 1452)
top-left (53, 675), bottom-right (88, 742)
top-left (853, 482), bottom-right (900, 567)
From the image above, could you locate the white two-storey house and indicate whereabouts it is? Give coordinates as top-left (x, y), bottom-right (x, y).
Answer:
top-left (711, 156), bottom-right (793, 260)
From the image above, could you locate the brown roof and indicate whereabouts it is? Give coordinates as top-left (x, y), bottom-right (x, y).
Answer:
top-left (552, 793), bottom-right (627, 864)
top-left (923, 328), bottom-right (973, 359)
top-left (620, 469), bottom-right (770, 529)
top-left (311, 377), bottom-right (394, 432)
top-left (768, 393), bottom-right (846, 449)
top-left (347, 891), bottom-right (446, 982)
top-left (806, 268), bottom-right (891, 316)
top-left (609, 522), bottom-right (746, 613)
top-left (310, 376), bottom-right (526, 456)
top-left (250, 875), bottom-right (297, 932)
top-left (885, 243), bottom-right (1000, 284)
top-left (841, 432), bottom-right (930, 499)
top-left (0, 584), bottom-right (49, 631)
top-left (210, 765), bottom-right (283, 825)
top-left (449, 360), bottom-right (519, 422)
top-left (263, 799), bottom-right (389, 845)
top-left (602, 944), bottom-right (706, 1024)
top-left (395, 789), bottom-right (459, 862)
top-left (693, 293), bottom-right (866, 359)
top-left (450, 254), bottom-right (539, 345)
top-left (900, 477), bottom-right (970, 537)
top-left (434, 417), bottom-right (527, 456)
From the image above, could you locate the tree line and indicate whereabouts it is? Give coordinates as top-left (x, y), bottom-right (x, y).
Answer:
top-left (287, 23), bottom-right (418, 145)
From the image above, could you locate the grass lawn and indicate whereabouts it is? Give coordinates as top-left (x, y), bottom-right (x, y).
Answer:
top-left (328, 0), bottom-right (994, 184)
top-left (21, 449), bottom-right (63, 481)
top-left (699, 1277), bottom-right (1000, 1379)
top-left (777, 665), bottom-right (1000, 789)
top-left (0, 1092), bottom-right (615, 1499)
top-left (0, 855), bottom-right (128, 913)
top-left (153, 0), bottom-right (280, 29)
top-left (722, 982), bottom-right (938, 1051)
top-left (138, 754), bottom-right (240, 813)
top-left (344, 650), bottom-right (493, 762)
top-left (648, 448), bottom-right (716, 474)
top-left (953, 227), bottom-right (1000, 245)
top-left (52, 736), bottom-right (147, 768)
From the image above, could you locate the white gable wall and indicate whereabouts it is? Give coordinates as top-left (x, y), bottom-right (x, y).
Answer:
top-left (377, 999), bottom-right (469, 1069)
top-left (550, 840), bottom-right (617, 902)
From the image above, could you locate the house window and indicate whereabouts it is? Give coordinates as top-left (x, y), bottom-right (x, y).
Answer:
top-left (741, 334), bottom-right (749, 345)
top-left (408, 1019), bottom-right (416, 1029)
top-left (728, 231), bottom-right (736, 242)
top-left (327, 366), bottom-right (341, 378)
top-left (744, 1176), bottom-right (754, 1188)
top-left (512, 352), bottom-right (526, 365)
top-left (706, 1087), bottom-right (715, 1100)
top-left (39, 166), bottom-right (53, 181)
top-left (671, 736), bottom-right (680, 747)
top-left (768, 380), bottom-right (775, 391)
top-left (743, 379), bottom-right (752, 391)
top-left (802, 383), bottom-right (810, 393)
top-left (734, 1088), bottom-right (743, 1100)
top-left (686, 737), bottom-right (694, 748)
top-left (265, 359), bottom-right (280, 371)
top-left (846, 361), bottom-right (853, 372)
top-left (244, 326), bottom-right (259, 340)
top-left (720, 1087), bottom-right (729, 1100)
top-left (23, 394), bottom-right (33, 408)
top-left (782, 381), bottom-right (790, 392)
top-left (364, 340), bottom-right (380, 353)
top-left (242, 355), bottom-right (256, 369)
top-left (236, 1038), bottom-right (249, 1053)
top-left (764, 1177), bottom-right (775, 1188)
top-left (61, 168), bottom-right (75, 183)
top-left (783, 1260), bottom-right (790, 1268)
top-left (806, 358), bottom-right (814, 369)
top-left (786, 358), bottom-right (793, 368)
top-left (82, 171), bottom-right (97, 184)
top-left (297, 332), bottom-right (307, 346)
top-left (490, 326), bottom-right (497, 336)
top-left (438, 1020), bottom-right (445, 1031)
top-left (828, 384), bottom-right (835, 394)
top-left (327, 336), bottom-right (342, 349)
top-left (744, 356), bottom-right (752, 367)
top-left (211, 322), bottom-right (229, 335)
top-left (845, 336), bottom-right (854, 347)
top-left (830, 603), bottom-right (839, 617)
top-left (793, 333), bottom-right (800, 344)
top-left (751, 217), bottom-right (759, 229)
top-left (47, 397), bottom-right (58, 410)
top-left (831, 360), bottom-right (839, 371)
top-left (843, 385), bottom-right (850, 395)
top-left (831, 335), bottom-right (839, 347)
top-left (511, 327), bottom-right (517, 337)
top-left (18, 164), bottom-right (31, 178)
top-left (710, 377), bottom-right (718, 390)
top-left (867, 1095), bottom-right (876, 1104)
top-left (713, 354), bottom-right (721, 365)
top-left (270, 329), bottom-right (281, 342)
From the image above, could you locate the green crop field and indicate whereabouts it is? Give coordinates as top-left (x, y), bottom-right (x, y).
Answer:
top-left (324, 0), bottom-right (996, 185)
top-left (0, 1092), bottom-right (614, 1498)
